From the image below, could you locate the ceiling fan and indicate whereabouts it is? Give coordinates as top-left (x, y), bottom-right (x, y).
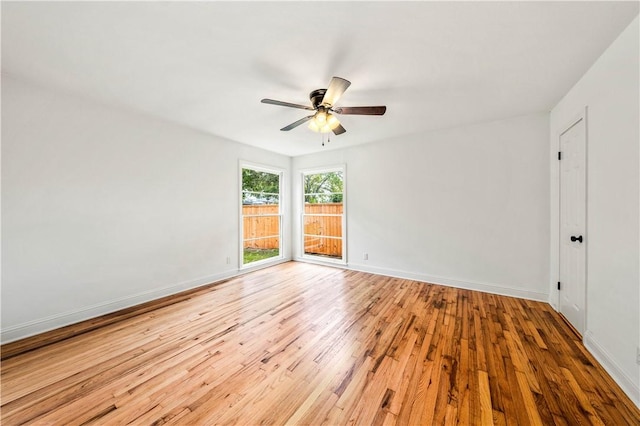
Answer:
top-left (261, 76), bottom-right (386, 135)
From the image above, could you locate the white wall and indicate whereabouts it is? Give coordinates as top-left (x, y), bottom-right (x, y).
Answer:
top-left (1, 76), bottom-right (291, 342)
top-left (293, 113), bottom-right (550, 301)
top-left (550, 16), bottom-right (640, 405)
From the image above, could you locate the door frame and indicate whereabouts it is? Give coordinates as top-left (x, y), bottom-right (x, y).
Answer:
top-left (552, 107), bottom-right (588, 334)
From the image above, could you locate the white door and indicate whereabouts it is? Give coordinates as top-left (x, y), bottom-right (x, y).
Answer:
top-left (559, 117), bottom-right (587, 334)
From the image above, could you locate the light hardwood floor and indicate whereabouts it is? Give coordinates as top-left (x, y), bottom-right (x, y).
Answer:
top-left (2, 262), bottom-right (639, 425)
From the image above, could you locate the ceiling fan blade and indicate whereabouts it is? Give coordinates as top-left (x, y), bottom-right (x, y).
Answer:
top-left (333, 106), bottom-right (387, 115)
top-left (332, 123), bottom-right (346, 135)
top-left (262, 98), bottom-right (314, 111)
top-left (281, 115), bottom-right (314, 131)
top-left (321, 77), bottom-right (351, 107)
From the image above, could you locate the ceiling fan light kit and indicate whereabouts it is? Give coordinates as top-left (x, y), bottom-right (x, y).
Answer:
top-left (261, 76), bottom-right (386, 138)
top-left (307, 108), bottom-right (340, 133)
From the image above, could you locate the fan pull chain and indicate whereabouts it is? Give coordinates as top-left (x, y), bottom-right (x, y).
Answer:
top-left (321, 133), bottom-right (331, 147)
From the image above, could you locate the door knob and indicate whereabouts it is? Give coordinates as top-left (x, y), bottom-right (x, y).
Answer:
top-left (570, 235), bottom-right (583, 243)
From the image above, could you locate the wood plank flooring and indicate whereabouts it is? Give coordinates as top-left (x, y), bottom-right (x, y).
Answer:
top-left (2, 262), bottom-right (639, 425)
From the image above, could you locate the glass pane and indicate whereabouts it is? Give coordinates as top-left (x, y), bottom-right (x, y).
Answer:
top-left (243, 245), bottom-right (280, 264)
top-left (303, 171), bottom-right (343, 199)
top-left (304, 203), bottom-right (343, 215)
top-left (243, 216), bottom-right (280, 241)
top-left (304, 215), bottom-right (342, 238)
top-left (242, 168), bottom-right (280, 205)
top-left (243, 192), bottom-right (279, 205)
top-left (302, 170), bottom-right (344, 261)
top-left (304, 193), bottom-right (342, 204)
top-left (304, 236), bottom-right (342, 259)
top-left (242, 204), bottom-right (279, 216)
top-left (242, 167), bottom-right (281, 266)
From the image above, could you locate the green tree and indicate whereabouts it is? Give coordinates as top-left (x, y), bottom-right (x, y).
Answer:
top-left (242, 169), bottom-right (279, 193)
top-left (304, 172), bottom-right (343, 203)
top-left (242, 169), bottom-right (279, 203)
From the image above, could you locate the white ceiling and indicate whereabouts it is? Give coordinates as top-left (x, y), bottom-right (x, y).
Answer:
top-left (2, 2), bottom-right (638, 157)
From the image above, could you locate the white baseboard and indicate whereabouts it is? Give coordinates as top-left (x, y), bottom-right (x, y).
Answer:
top-left (346, 262), bottom-right (549, 302)
top-left (583, 331), bottom-right (640, 408)
top-left (1, 258), bottom-right (290, 344)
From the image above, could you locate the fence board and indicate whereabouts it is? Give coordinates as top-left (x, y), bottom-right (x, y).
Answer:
top-left (243, 204), bottom-right (279, 249)
top-left (303, 203), bottom-right (343, 257)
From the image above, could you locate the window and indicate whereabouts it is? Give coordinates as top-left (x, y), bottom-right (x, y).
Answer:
top-left (302, 168), bottom-right (345, 263)
top-left (241, 164), bottom-right (283, 267)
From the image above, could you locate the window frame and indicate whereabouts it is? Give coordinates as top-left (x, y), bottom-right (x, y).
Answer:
top-left (239, 161), bottom-right (285, 269)
top-left (300, 165), bottom-right (346, 265)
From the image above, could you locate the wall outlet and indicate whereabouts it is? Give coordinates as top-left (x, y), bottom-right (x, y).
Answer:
top-left (637, 347), bottom-right (640, 365)
top-left (363, 253), bottom-right (368, 261)
top-left (226, 256), bottom-right (231, 265)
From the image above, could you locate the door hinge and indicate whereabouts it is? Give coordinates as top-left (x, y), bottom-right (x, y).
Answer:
top-left (558, 151), bottom-right (562, 160)
top-left (557, 281), bottom-right (561, 290)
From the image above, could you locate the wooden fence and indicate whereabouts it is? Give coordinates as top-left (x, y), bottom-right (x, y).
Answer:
top-left (243, 205), bottom-right (279, 250)
top-left (243, 203), bottom-right (343, 257)
top-left (303, 203), bottom-right (343, 258)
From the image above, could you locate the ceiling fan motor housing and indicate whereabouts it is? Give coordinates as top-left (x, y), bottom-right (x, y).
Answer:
top-left (309, 89), bottom-right (327, 108)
